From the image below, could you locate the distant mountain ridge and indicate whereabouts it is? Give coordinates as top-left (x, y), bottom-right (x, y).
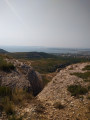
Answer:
top-left (1, 46), bottom-right (90, 53)
top-left (0, 49), bottom-right (8, 54)
top-left (9, 52), bottom-right (56, 59)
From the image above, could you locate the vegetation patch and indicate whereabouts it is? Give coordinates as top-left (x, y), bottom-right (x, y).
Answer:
top-left (9, 52), bottom-right (56, 59)
top-left (42, 75), bottom-right (50, 86)
top-left (71, 72), bottom-right (90, 82)
top-left (54, 102), bottom-right (65, 109)
top-left (31, 56), bottom-right (90, 74)
top-left (67, 85), bottom-right (88, 96)
top-left (83, 65), bottom-right (90, 70)
top-left (0, 56), bottom-right (15, 72)
top-left (2, 98), bottom-right (14, 115)
top-left (0, 86), bottom-right (33, 118)
top-left (35, 103), bottom-right (45, 114)
top-left (31, 58), bottom-right (70, 74)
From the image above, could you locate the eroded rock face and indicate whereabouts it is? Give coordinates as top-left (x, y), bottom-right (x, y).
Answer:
top-left (28, 70), bottom-right (43, 96)
top-left (0, 59), bottom-right (43, 96)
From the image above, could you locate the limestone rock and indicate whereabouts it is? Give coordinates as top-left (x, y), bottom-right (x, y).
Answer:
top-left (0, 59), bottom-right (43, 96)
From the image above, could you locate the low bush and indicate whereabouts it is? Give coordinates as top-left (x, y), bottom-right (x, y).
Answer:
top-left (83, 65), bottom-right (90, 70)
top-left (67, 85), bottom-right (88, 96)
top-left (71, 72), bottom-right (90, 82)
top-left (0, 56), bottom-right (15, 72)
top-left (1, 63), bottom-right (15, 72)
top-left (35, 103), bottom-right (45, 113)
top-left (71, 72), bottom-right (90, 79)
top-left (54, 102), bottom-right (65, 109)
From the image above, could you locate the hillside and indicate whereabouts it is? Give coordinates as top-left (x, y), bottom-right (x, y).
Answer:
top-left (37, 63), bottom-right (90, 120)
top-left (8, 52), bottom-right (56, 59)
top-left (0, 55), bottom-right (90, 120)
top-left (15, 62), bottom-right (90, 120)
top-left (0, 49), bottom-right (8, 54)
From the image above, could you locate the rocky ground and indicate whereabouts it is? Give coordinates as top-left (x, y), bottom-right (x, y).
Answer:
top-left (0, 60), bottom-right (90, 120)
top-left (15, 62), bottom-right (90, 120)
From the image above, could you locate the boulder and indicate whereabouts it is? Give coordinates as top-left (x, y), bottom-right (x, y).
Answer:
top-left (0, 59), bottom-right (43, 96)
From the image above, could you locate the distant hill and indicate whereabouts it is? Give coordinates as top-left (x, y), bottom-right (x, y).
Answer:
top-left (0, 49), bottom-right (8, 54)
top-left (9, 52), bottom-right (56, 59)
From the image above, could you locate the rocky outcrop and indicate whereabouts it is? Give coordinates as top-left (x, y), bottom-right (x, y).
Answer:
top-left (12, 62), bottom-right (90, 120)
top-left (37, 62), bottom-right (90, 120)
top-left (28, 70), bottom-right (43, 96)
top-left (0, 59), bottom-right (43, 96)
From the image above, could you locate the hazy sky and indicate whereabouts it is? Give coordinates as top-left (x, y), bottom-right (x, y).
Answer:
top-left (0, 0), bottom-right (90, 48)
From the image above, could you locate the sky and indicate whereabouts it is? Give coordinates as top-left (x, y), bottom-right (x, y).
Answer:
top-left (0, 0), bottom-right (90, 48)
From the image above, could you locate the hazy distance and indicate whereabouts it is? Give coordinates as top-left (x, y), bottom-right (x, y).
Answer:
top-left (0, 0), bottom-right (90, 48)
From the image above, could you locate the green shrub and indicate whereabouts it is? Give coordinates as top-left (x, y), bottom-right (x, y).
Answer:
top-left (71, 72), bottom-right (90, 82)
top-left (71, 72), bottom-right (90, 79)
top-left (0, 56), bottom-right (15, 72)
top-left (67, 85), bottom-right (88, 96)
top-left (83, 65), bottom-right (90, 70)
top-left (1, 63), bottom-right (15, 72)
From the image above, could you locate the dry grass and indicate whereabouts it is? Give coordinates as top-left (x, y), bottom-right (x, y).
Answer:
top-left (0, 86), bottom-right (33, 119)
top-left (1, 97), bottom-right (14, 115)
